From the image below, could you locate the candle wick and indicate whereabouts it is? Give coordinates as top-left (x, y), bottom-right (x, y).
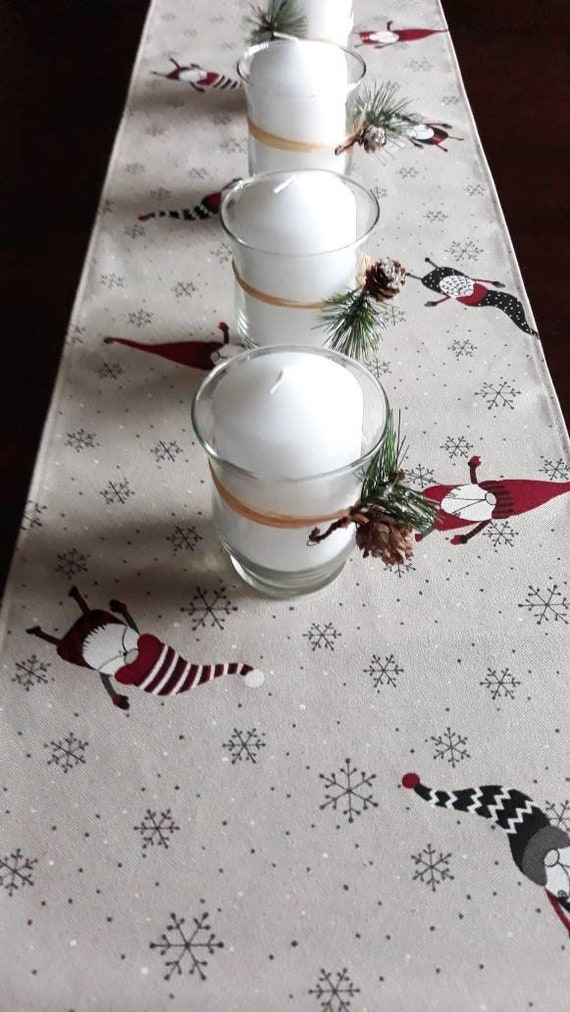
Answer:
top-left (273, 176), bottom-right (296, 195)
top-left (269, 370), bottom-right (285, 394)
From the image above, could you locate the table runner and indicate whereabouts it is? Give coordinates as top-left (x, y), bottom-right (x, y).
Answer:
top-left (2, 0), bottom-right (569, 1008)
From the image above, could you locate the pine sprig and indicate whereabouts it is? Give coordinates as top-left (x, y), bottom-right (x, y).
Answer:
top-left (319, 289), bottom-right (388, 360)
top-left (246, 0), bottom-right (308, 45)
top-left (357, 411), bottom-right (438, 532)
top-left (353, 82), bottom-right (411, 140)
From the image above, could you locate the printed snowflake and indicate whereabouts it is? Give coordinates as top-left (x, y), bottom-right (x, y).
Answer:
top-left (97, 361), bottom-right (124, 380)
top-left (21, 500), bottom-right (47, 530)
top-left (100, 272), bottom-right (125, 290)
top-left (430, 727), bottom-right (470, 768)
top-left (209, 243), bottom-right (232, 264)
top-left (481, 520), bottom-right (518, 549)
top-left (65, 428), bottom-right (98, 452)
top-left (220, 137), bottom-right (247, 154)
top-left (371, 185), bottom-right (389, 201)
top-left (444, 239), bottom-right (484, 262)
top-left (150, 911), bottom-right (224, 981)
top-left (222, 728), bottom-right (266, 765)
top-left (172, 281), bottom-right (197, 299)
top-left (475, 378), bottom-right (521, 411)
top-left (212, 112), bottom-right (232, 126)
top-left (539, 456), bottom-right (570, 480)
top-left (383, 304), bottom-right (407, 326)
top-left (449, 338), bottom-right (477, 358)
top-left (308, 968), bottom-right (360, 1011)
top-left (441, 435), bottom-right (473, 459)
top-left (134, 809), bottom-right (180, 854)
top-left (128, 308), bottom-right (153, 328)
top-left (398, 166), bottom-right (419, 180)
top-left (424, 209), bottom-right (448, 223)
top-left (411, 844), bottom-right (454, 892)
top-left (303, 623), bottom-right (341, 651)
top-left (465, 182), bottom-right (486, 196)
top-left (364, 653), bottom-right (403, 690)
top-left (408, 58), bottom-right (433, 71)
top-left (100, 478), bottom-right (135, 505)
top-left (319, 758), bottom-right (378, 824)
top-left (365, 356), bottom-right (392, 380)
top-left (406, 464), bottom-right (435, 489)
top-left (442, 94), bottom-right (461, 106)
top-left (182, 584), bottom-right (237, 631)
top-left (124, 222), bottom-right (146, 239)
top-left (45, 732), bottom-right (88, 773)
top-left (55, 548), bottom-right (89, 579)
top-left (149, 187), bottom-right (172, 200)
top-left (518, 583), bottom-right (569, 626)
top-left (125, 161), bottom-right (146, 175)
top-left (167, 525), bottom-right (202, 552)
top-left (145, 125), bottom-right (166, 137)
top-left (12, 655), bottom-right (50, 691)
top-left (0, 849), bottom-right (37, 896)
top-left (151, 440), bottom-right (183, 463)
top-left (188, 167), bottom-right (208, 180)
top-left (68, 324), bottom-right (86, 344)
top-left (383, 560), bottom-right (416, 578)
top-left (480, 667), bottom-right (521, 701)
top-left (545, 800), bottom-right (570, 833)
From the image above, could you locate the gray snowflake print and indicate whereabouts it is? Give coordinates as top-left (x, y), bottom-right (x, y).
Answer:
top-left (127, 308), bottom-right (153, 328)
top-left (481, 520), bottom-right (519, 550)
top-left (430, 727), bottom-right (470, 768)
top-left (444, 239), bottom-right (484, 262)
top-left (124, 222), bottom-right (146, 239)
top-left (45, 732), bottom-right (88, 773)
top-left (383, 560), bottom-right (416, 578)
top-left (303, 623), bottom-right (341, 651)
top-left (365, 356), bottom-right (392, 380)
top-left (411, 844), bottom-right (454, 892)
top-left (424, 209), bottom-right (448, 223)
top-left (539, 456), bottom-right (570, 480)
top-left (407, 58), bottom-right (433, 71)
top-left (149, 186), bottom-right (171, 200)
top-left (465, 182), bottom-right (486, 196)
top-left (0, 849), bottom-right (38, 897)
top-left (475, 378), bottom-right (521, 411)
top-left (134, 809), bottom-right (180, 854)
top-left (406, 464), bottom-right (435, 489)
top-left (172, 281), bottom-right (197, 299)
top-left (480, 667), bottom-right (520, 701)
top-left (151, 440), bottom-right (183, 464)
top-left (100, 272), bottom-right (125, 290)
top-left (545, 801), bottom-right (570, 833)
top-left (222, 728), bottom-right (266, 765)
top-left (442, 94), bottom-right (461, 107)
top-left (12, 655), bottom-right (50, 691)
top-left (21, 500), bottom-right (47, 530)
top-left (150, 911), bottom-right (224, 981)
top-left (188, 167), bottom-right (208, 180)
top-left (97, 361), bottom-right (124, 380)
top-left (518, 583), bottom-right (569, 626)
top-left (125, 161), bottom-right (146, 175)
top-left (398, 166), bottom-right (419, 180)
top-left (65, 428), bottom-right (99, 452)
top-left (319, 758), bottom-right (378, 824)
top-left (220, 137), bottom-right (247, 155)
top-left (364, 654), bottom-right (403, 690)
top-left (449, 338), bottom-right (477, 358)
top-left (145, 125), bottom-right (166, 137)
top-left (182, 584), bottom-right (237, 631)
top-left (100, 478), bottom-right (135, 505)
top-left (441, 435), bottom-right (473, 459)
top-left (55, 549), bottom-right (89, 579)
top-left (167, 525), bottom-right (202, 552)
top-left (308, 968), bottom-right (360, 1011)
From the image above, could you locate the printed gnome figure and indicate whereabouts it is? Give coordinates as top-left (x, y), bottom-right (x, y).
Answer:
top-left (27, 586), bottom-right (264, 710)
top-left (403, 773), bottom-right (570, 935)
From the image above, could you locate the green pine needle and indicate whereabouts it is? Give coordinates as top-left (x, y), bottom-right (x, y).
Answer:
top-left (246, 0), bottom-right (308, 45)
top-left (358, 411), bottom-right (439, 532)
top-left (353, 82), bottom-right (412, 140)
top-left (319, 289), bottom-right (387, 361)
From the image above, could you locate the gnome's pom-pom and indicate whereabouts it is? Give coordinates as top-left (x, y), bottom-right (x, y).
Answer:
top-left (243, 668), bottom-right (265, 688)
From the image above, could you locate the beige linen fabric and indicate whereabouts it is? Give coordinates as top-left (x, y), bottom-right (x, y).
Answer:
top-left (1, 2), bottom-right (569, 1010)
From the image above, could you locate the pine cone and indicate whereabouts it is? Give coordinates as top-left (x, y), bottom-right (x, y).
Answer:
top-left (364, 257), bottom-right (406, 301)
top-left (358, 123), bottom-right (387, 153)
top-left (354, 507), bottom-right (414, 564)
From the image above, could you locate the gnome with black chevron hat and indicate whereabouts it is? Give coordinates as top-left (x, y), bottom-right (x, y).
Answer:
top-left (402, 772), bottom-right (570, 936)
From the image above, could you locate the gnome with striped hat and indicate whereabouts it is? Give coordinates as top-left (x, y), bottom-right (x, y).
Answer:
top-left (402, 772), bottom-right (570, 936)
top-left (27, 585), bottom-right (264, 712)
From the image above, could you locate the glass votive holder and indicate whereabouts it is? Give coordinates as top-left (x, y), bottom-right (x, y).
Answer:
top-left (220, 169), bottom-right (379, 349)
top-left (237, 38), bottom-right (366, 175)
top-left (191, 345), bottom-right (388, 598)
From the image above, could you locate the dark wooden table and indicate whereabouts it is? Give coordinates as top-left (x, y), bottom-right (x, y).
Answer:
top-left (1, 0), bottom-right (568, 595)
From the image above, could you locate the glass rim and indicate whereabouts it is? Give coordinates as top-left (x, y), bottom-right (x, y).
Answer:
top-left (237, 38), bottom-right (367, 95)
top-left (191, 344), bottom-right (389, 485)
top-left (219, 169), bottom-right (380, 257)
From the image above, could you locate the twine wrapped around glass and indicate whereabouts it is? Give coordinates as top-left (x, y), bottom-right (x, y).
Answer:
top-left (191, 345), bottom-right (388, 598)
top-left (237, 38), bottom-right (366, 175)
top-left (219, 169), bottom-right (379, 349)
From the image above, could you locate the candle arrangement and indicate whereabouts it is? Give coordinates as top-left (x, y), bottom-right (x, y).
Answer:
top-left (220, 169), bottom-right (379, 349)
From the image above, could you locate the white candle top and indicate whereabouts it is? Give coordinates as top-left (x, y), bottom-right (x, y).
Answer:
top-left (211, 350), bottom-right (364, 478)
top-left (247, 37), bottom-right (346, 97)
top-left (228, 172), bottom-right (357, 255)
top-left (300, 0), bottom-right (354, 46)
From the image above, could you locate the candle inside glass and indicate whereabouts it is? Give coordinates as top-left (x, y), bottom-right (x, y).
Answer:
top-left (299, 0), bottom-right (354, 46)
top-left (220, 170), bottom-right (379, 349)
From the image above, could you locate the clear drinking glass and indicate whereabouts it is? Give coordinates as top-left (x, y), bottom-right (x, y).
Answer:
top-left (191, 345), bottom-right (388, 598)
top-left (220, 169), bottom-right (379, 349)
top-left (237, 38), bottom-right (366, 175)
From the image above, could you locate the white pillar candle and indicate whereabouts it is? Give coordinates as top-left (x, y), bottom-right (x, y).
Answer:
top-left (211, 349), bottom-right (365, 572)
top-left (222, 171), bottom-right (359, 347)
top-left (243, 38), bottom-right (351, 174)
top-left (299, 0), bottom-right (354, 46)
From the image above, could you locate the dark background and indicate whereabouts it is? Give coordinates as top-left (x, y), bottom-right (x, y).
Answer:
top-left (1, 0), bottom-right (568, 596)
